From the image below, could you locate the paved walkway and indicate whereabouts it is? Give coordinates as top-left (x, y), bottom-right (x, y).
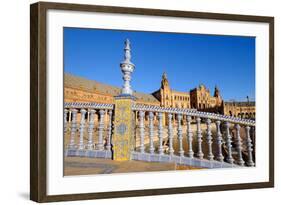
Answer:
top-left (64, 157), bottom-right (199, 176)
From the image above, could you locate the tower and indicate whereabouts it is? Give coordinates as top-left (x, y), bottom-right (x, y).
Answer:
top-left (214, 85), bottom-right (222, 106)
top-left (161, 72), bottom-right (169, 89)
top-left (160, 72), bottom-right (172, 107)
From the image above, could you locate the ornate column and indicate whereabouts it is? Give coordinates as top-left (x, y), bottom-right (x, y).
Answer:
top-left (225, 122), bottom-right (234, 164)
top-left (149, 111), bottom-right (155, 154)
top-left (120, 39), bottom-right (135, 95)
top-left (246, 126), bottom-right (255, 166)
top-left (196, 117), bottom-right (204, 159)
top-left (113, 96), bottom-right (135, 161)
top-left (68, 109), bottom-right (77, 149)
top-left (106, 110), bottom-right (113, 151)
top-left (186, 116), bottom-right (194, 158)
top-left (78, 109), bottom-right (86, 150)
top-left (215, 120), bottom-right (224, 162)
top-left (64, 109), bottom-right (68, 133)
top-left (86, 109), bottom-right (95, 150)
top-left (139, 110), bottom-right (145, 153)
top-left (97, 109), bottom-right (105, 150)
top-left (177, 114), bottom-right (184, 157)
top-left (158, 112), bottom-right (164, 155)
top-left (235, 124), bottom-right (245, 166)
top-left (168, 113), bottom-right (174, 155)
top-left (206, 118), bottom-right (214, 160)
top-left (112, 38), bottom-right (136, 161)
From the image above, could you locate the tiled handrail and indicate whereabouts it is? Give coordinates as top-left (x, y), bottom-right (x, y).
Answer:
top-left (64, 102), bottom-right (114, 110)
top-left (133, 104), bottom-right (255, 167)
top-left (132, 104), bottom-right (255, 126)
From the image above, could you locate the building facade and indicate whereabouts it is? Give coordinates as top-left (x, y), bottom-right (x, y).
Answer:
top-left (222, 101), bottom-right (255, 119)
top-left (151, 72), bottom-right (225, 112)
top-left (64, 72), bottom-right (255, 120)
top-left (152, 72), bottom-right (191, 109)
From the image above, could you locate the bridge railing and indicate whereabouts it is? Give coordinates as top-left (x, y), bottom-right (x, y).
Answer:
top-left (64, 101), bottom-right (255, 168)
top-left (132, 104), bottom-right (255, 167)
top-left (64, 102), bottom-right (114, 158)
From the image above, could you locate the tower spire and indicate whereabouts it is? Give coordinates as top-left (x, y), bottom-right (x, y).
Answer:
top-left (161, 71), bottom-right (169, 89)
top-left (214, 85), bottom-right (220, 97)
top-left (162, 71), bottom-right (167, 80)
top-left (120, 39), bottom-right (135, 95)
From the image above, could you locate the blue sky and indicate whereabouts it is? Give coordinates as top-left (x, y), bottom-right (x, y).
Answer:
top-left (64, 27), bottom-right (255, 101)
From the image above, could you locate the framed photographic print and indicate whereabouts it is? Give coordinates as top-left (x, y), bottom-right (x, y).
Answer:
top-left (30, 1), bottom-right (274, 202)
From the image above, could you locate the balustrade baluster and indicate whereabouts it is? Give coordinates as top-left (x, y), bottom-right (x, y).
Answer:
top-left (149, 112), bottom-right (155, 154)
top-left (97, 109), bottom-right (105, 150)
top-left (186, 116), bottom-right (194, 158)
top-left (196, 117), bottom-right (204, 159)
top-left (78, 109), bottom-right (86, 150)
top-left (87, 109), bottom-right (96, 150)
top-left (246, 126), bottom-right (255, 167)
top-left (206, 118), bottom-right (214, 160)
top-left (87, 109), bottom-right (90, 123)
top-left (251, 126), bottom-right (256, 153)
top-left (215, 120), bottom-right (224, 162)
top-left (68, 109), bottom-right (78, 149)
top-left (177, 114), bottom-right (184, 157)
top-left (68, 110), bottom-right (72, 122)
top-left (235, 124), bottom-right (245, 166)
top-left (64, 109), bottom-right (68, 133)
top-left (168, 113), bottom-right (174, 155)
top-left (139, 110), bottom-right (145, 153)
top-left (225, 122), bottom-right (234, 164)
top-left (158, 112), bottom-right (164, 155)
top-left (106, 110), bottom-right (113, 151)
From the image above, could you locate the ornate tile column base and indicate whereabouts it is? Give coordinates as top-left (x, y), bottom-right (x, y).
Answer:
top-left (112, 94), bottom-right (136, 161)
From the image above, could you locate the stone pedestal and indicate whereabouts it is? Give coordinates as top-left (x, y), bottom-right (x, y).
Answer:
top-left (112, 95), bottom-right (136, 161)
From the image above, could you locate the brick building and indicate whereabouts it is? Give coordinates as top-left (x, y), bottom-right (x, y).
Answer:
top-left (64, 72), bottom-right (255, 120)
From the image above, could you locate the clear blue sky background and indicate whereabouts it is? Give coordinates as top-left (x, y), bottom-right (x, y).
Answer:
top-left (64, 27), bottom-right (255, 101)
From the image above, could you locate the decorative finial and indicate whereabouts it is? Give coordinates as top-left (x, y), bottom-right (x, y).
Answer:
top-left (124, 39), bottom-right (132, 63)
top-left (120, 39), bottom-right (135, 95)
